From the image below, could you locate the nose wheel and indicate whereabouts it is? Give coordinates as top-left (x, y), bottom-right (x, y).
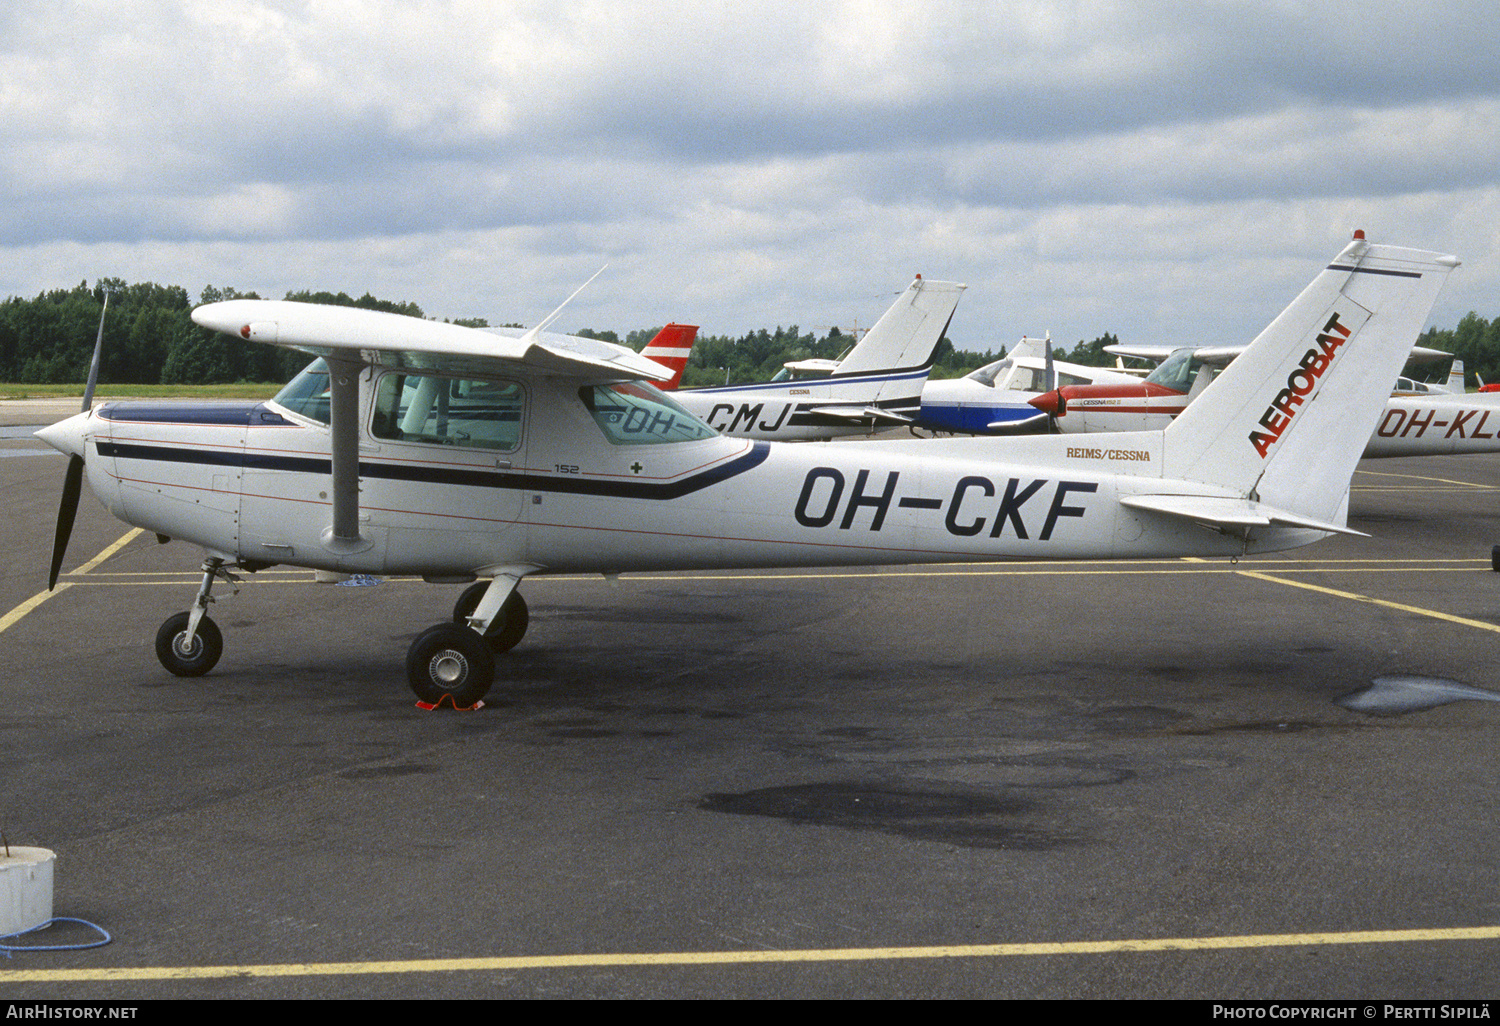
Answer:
top-left (154, 557), bottom-right (238, 677)
top-left (155, 611), bottom-right (224, 677)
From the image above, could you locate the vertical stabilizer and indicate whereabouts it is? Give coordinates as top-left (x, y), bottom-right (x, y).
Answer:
top-left (833, 277), bottom-right (965, 378)
top-left (1162, 236), bottom-right (1458, 525)
top-left (1445, 358), bottom-right (1466, 394)
top-left (640, 323), bottom-right (699, 390)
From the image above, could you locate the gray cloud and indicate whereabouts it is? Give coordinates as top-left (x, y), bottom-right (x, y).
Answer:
top-left (0, 1), bottom-right (1496, 346)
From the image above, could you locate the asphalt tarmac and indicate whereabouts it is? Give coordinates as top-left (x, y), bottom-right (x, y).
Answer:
top-left (2, 404), bottom-right (1499, 999)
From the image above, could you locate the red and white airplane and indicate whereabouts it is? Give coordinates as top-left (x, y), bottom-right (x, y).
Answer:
top-left (1027, 301), bottom-right (1491, 458)
top-left (36, 234), bottom-right (1457, 706)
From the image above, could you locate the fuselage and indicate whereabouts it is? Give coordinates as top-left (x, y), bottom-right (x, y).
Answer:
top-left (672, 365), bottom-right (931, 440)
top-left (56, 362), bottom-right (1326, 581)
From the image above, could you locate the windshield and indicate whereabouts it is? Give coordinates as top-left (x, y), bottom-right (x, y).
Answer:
top-left (273, 358), bottom-right (331, 424)
top-left (579, 383), bottom-right (719, 445)
top-left (1144, 350), bottom-right (1198, 392)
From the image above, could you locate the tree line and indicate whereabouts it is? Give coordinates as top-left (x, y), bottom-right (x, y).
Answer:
top-left (3, 277), bottom-right (1487, 388)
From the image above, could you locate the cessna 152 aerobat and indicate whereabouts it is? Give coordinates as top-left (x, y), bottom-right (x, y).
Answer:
top-left (667, 276), bottom-right (964, 440)
top-left (37, 234), bottom-right (1457, 706)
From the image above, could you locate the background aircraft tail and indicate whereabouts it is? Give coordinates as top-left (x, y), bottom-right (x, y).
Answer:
top-left (833, 277), bottom-right (965, 379)
top-left (640, 323), bottom-right (698, 390)
top-left (1162, 235), bottom-right (1458, 526)
top-left (1445, 358), bottom-right (1466, 394)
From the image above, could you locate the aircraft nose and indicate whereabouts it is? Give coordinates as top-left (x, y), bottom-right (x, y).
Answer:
top-left (35, 411), bottom-right (91, 459)
top-left (1029, 390), bottom-right (1063, 417)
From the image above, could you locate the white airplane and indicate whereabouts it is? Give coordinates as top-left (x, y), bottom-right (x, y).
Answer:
top-left (1029, 346), bottom-right (1495, 458)
top-left (668, 276), bottom-right (965, 440)
top-left (915, 337), bottom-right (1142, 434)
top-left (37, 234), bottom-right (1457, 707)
top-left (1392, 357), bottom-right (1465, 396)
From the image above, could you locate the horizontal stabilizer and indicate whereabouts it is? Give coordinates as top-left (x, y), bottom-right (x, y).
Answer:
top-left (1121, 494), bottom-right (1369, 538)
top-left (806, 405), bottom-right (913, 424)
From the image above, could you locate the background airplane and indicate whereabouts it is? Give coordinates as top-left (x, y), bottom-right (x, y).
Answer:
top-left (37, 234), bottom-right (1457, 707)
top-left (1029, 347), bottom-right (1497, 458)
top-left (666, 276), bottom-right (964, 440)
top-left (637, 322), bottom-right (698, 389)
top-left (915, 337), bottom-right (1141, 434)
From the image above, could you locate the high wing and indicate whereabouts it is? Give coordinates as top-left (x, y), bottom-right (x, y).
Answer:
top-left (1106, 341), bottom-right (1450, 369)
top-left (191, 299), bottom-right (675, 384)
top-left (1104, 343), bottom-right (1242, 366)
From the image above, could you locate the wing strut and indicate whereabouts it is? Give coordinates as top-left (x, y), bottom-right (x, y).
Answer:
top-left (323, 356), bottom-right (371, 554)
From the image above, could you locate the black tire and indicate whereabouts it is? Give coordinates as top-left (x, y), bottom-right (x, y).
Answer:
top-left (1492, 545), bottom-right (1500, 572)
top-left (155, 611), bottom-right (224, 677)
top-left (452, 585), bottom-right (529, 654)
top-left (406, 622), bottom-right (495, 705)
top-left (452, 582), bottom-right (488, 623)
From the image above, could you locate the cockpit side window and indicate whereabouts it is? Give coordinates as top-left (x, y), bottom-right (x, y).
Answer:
top-left (372, 372), bottom-right (524, 451)
top-left (579, 383), bottom-right (718, 445)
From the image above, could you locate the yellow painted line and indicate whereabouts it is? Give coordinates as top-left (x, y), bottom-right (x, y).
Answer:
top-left (5, 925), bottom-right (1499, 983)
top-left (71, 527), bottom-right (143, 574)
top-left (1352, 486), bottom-right (1500, 493)
top-left (0, 583), bottom-right (71, 634)
top-left (1355, 468), bottom-right (1494, 488)
top-left (1238, 570), bottom-right (1500, 635)
top-left (0, 529), bottom-right (140, 634)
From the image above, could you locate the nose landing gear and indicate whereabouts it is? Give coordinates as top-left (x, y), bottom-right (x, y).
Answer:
top-left (155, 557), bottom-right (241, 677)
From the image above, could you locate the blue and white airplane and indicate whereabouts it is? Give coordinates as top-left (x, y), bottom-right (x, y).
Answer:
top-left (915, 337), bottom-right (1141, 434)
top-left (36, 234), bottom-right (1457, 707)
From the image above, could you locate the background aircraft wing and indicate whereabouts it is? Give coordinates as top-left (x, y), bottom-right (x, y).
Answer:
top-left (192, 299), bottom-right (674, 383)
top-left (1104, 343), bottom-right (1244, 365)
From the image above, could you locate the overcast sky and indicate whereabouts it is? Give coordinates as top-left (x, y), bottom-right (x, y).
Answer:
top-left (3, 1), bottom-right (1497, 354)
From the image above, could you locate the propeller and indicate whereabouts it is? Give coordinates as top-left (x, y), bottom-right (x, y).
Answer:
top-left (1038, 331), bottom-right (1063, 434)
top-left (47, 291), bottom-right (107, 590)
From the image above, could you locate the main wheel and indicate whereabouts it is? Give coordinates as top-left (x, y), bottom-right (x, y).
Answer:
top-left (155, 611), bottom-right (224, 677)
top-left (452, 584), bottom-right (529, 654)
top-left (406, 622), bottom-right (495, 705)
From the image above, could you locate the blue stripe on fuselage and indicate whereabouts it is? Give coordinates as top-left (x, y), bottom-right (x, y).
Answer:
top-left (916, 402), bottom-right (1037, 434)
top-left (98, 401), bottom-right (294, 426)
top-left (96, 440), bottom-right (772, 500)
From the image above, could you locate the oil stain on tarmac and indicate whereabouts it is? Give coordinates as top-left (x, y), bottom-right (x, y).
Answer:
top-left (699, 781), bottom-right (1065, 850)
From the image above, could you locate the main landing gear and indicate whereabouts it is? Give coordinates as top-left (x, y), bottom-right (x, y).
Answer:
top-left (406, 582), bottom-right (529, 706)
top-left (152, 561), bottom-right (530, 707)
